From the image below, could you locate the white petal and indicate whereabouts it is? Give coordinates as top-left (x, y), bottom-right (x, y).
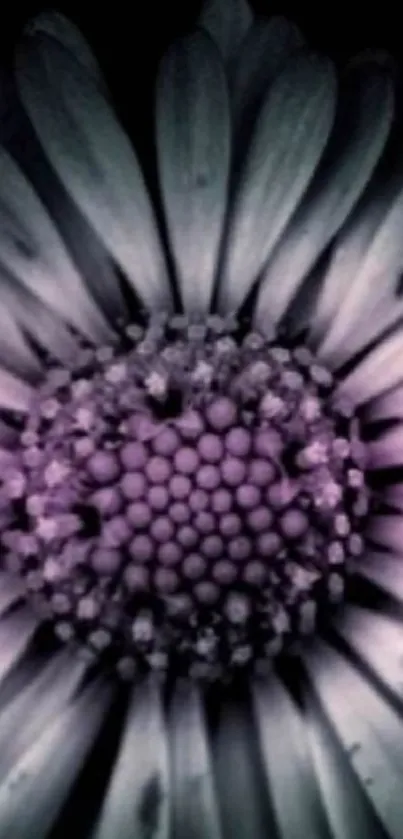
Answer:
top-left (315, 175), bottom-right (403, 358)
top-left (217, 52), bottom-right (336, 314)
top-left (232, 17), bottom-right (304, 135)
top-left (366, 514), bottom-right (403, 554)
top-left (317, 294), bottom-right (403, 368)
top-left (93, 676), bottom-right (170, 839)
top-left (306, 681), bottom-right (386, 839)
top-left (333, 604), bottom-right (403, 702)
top-left (0, 650), bottom-right (87, 780)
top-left (255, 58), bottom-right (394, 329)
top-left (198, 0), bottom-right (252, 64)
top-left (156, 32), bottom-right (230, 315)
top-left (335, 332), bottom-right (403, 405)
top-left (382, 484), bottom-right (403, 512)
top-left (0, 607), bottom-right (37, 683)
top-left (355, 551), bottom-right (403, 604)
top-left (0, 288), bottom-right (41, 380)
top-left (0, 273), bottom-right (80, 365)
top-left (24, 11), bottom-right (102, 85)
top-left (252, 675), bottom-right (327, 839)
top-left (0, 146), bottom-right (112, 343)
top-left (169, 681), bottom-right (222, 839)
top-left (45, 192), bottom-right (128, 323)
top-left (367, 425), bottom-right (403, 468)
top-left (305, 639), bottom-right (403, 839)
top-left (0, 679), bottom-right (112, 839)
top-left (0, 367), bottom-right (34, 412)
top-left (16, 35), bottom-right (172, 313)
top-left (367, 384), bottom-right (403, 422)
top-left (212, 695), bottom-right (274, 838)
top-left (0, 574), bottom-right (24, 618)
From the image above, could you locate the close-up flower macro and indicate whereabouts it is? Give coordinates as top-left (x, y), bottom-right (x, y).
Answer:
top-left (1, 0), bottom-right (403, 836)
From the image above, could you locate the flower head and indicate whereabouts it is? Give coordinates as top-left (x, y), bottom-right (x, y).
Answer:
top-left (0, 2), bottom-right (401, 836)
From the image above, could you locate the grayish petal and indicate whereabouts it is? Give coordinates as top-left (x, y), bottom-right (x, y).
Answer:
top-left (23, 11), bottom-right (103, 86)
top-left (0, 575), bottom-right (25, 618)
top-left (0, 367), bottom-right (34, 412)
top-left (16, 35), bottom-right (172, 313)
top-left (333, 605), bottom-right (403, 703)
top-left (255, 57), bottom-right (394, 330)
top-left (315, 176), bottom-right (403, 359)
top-left (198, 0), bottom-right (252, 65)
top-left (305, 640), bottom-right (403, 839)
top-left (355, 552), bottom-right (403, 605)
top-left (0, 679), bottom-right (112, 839)
top-left (232, 17), bottom-right (304, 146)
top-left (156, 32), bottom-right (230, 315)
top-left (367, 426), bottom-right (403, 468)
top-left (336, 332), bottom-right (403, 404)
top-left (252, 675), bottom-right (329, 839)
top-left (0, 650), bottom-right (87, 780)
top-left (0, 146), bottom-right (112, 343)
top-left (217, 52), bottom-right (336, 315)
top-left (93, 676), bottom-right (170, 839)
top-left (0, 608), bottom-right (37, 684)
top-left (306, 679), bottom-right (386, 839)
top-left (169, 681), bottom-right (222, 839)
top-left (211, 694), bottom-right (275, 839)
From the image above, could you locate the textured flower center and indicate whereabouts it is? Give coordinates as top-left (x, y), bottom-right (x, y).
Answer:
top-left (0, 315), bottom-right (369, 682)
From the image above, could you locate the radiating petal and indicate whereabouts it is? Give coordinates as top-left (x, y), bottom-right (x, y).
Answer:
top-left (198, 0), bottom-right (252, 65)
top-left (333, 605), bottom-right (403, 702)
top-left (367, 425), bottom-right (403, 468)
top-left (315, 174), bottom-right (403, 358)
top-left (255, 57), bottom-right (394, 330)
top-left (156, 32), bottom-right (230, 315)
top-left (93, 676), bottom-right (170, 839)
top-left (0, 679), bottom-right (112, 839)
top-left (366, 514), bottom-right (403, 554)
top-left (305, 640), bottom-right (403, 839)
top-left (212, 694), bottom-right (275, 839)
top-left (367, 384), bottom-right (403, 422)
top-left (16, 34), bottom-right (172, 313)
top-left (0, 649), bottom-right (87, 779)
top-left (216, 52), bottom-right (336, 314)
top-left (306, 682), bottom-right (387, 839)
top-left (356, 551), bottom-right (403, 604)
top-left (0, 277), bottom-right (80, 365)
top-left (0, 146), bottom-right (112, 343)
top-left (169, 681), bottom-right (222, 839)
top-left (0, 608), bottom-right (37, 683)
top-left (232, 17), bottom-right (304, 141)
top-left (0, 367), bottom-right (34, 412)
top-left (252, 675), bottom-right (329, 839)
top-left (318, 295), bottom-right (403, 368)
top-left (382, 485), bottom-right (403, 513)
top-left (336, 332), bottom-right (403, 405)
top-left (0, 289), bottom-right (41, 380)
top-left (24, 11), bottom-right (102, 85)
top-left (41, 191), bottom-right (128, 324)
top-left (0, 574), bottom-right (24, 617)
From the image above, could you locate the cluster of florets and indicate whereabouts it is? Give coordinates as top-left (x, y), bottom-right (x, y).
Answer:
top-left (0, 313), bottom-right (369, 682)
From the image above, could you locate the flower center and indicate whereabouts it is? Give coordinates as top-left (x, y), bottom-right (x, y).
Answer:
top-left (0, 314), bottom-right (369, 682)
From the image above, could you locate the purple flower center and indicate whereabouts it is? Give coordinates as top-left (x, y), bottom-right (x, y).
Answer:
top-left (0, 315), bottom-right (369, 682)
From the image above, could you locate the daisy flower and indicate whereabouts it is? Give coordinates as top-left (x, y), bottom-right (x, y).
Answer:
top-left (0, 0), bottom-right (402, 836)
